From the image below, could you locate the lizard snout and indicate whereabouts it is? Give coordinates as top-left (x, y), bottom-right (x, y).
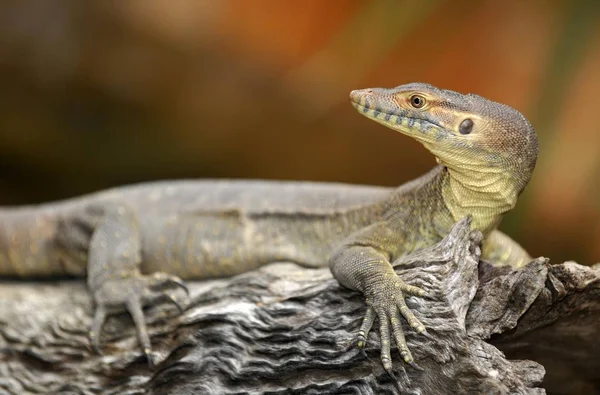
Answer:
top-left (349, 89), bottom-right (374, 109)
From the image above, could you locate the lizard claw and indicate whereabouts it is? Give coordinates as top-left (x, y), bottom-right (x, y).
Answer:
top-left (90, 333), bottom-right (103, 355)
top-left (145, 349), bottom-right (156, 368)
top-left (148, 273), bottom-right (190, 313)
top-left (166, 293), bottom-right (186, 313)
top-left (149, 272), bottom-right (190, 296)
top-left (407, 360), bottom-right (424, 371)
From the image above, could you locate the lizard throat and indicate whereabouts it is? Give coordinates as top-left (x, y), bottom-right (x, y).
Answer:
top-left (441, 166), bottom-right (520, 235)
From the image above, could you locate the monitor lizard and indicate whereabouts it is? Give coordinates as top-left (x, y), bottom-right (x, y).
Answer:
top-left (0, 83), bottom-right (538, 374)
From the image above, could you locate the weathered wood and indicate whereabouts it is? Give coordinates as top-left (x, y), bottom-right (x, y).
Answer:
top-left (0, 219), bottom-right (598, 394)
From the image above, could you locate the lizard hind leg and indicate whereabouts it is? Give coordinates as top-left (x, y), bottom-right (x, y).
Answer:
top-left (86, 204), bottom-right (188, 366)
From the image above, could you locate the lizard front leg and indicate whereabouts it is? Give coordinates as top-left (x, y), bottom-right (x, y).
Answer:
top-left (329, 223), bottom-right (427, 374)
top-left (84, 204), bottom-right (188, 365)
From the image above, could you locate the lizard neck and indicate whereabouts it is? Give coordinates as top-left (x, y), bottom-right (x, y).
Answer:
top-left (383, 166), bottom-right (455, 242)
top-left (441, 164), bottom-right (520, 235)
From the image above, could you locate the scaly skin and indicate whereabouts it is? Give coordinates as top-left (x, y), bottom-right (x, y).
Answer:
top-left (0, 83), bottom-right (538, 372)
top-left (330, 83), bottom-right (538, 371)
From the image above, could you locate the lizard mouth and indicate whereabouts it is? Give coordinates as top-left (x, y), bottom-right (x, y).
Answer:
top-left (350, 101), bottom-right (443, 139)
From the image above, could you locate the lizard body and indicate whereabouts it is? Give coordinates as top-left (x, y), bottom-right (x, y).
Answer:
top-left (0, 180), bottom-right (389, 278)
top-left (0, 83), bottom-right (538, 372)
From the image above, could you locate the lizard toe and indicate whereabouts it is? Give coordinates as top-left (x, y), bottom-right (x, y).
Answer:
top-left (148, 272), bottom-right (190, 296)
top-left (89, 304), bottom-right (107, 354)
top-left (356, 306), bottom-right (375, 348)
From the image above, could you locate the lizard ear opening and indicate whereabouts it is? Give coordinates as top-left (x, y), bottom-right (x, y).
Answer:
top-left (459, 118), bottom-right (474, 135)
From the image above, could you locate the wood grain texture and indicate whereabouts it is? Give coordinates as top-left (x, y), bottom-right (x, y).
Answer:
top-left (0, 219), bottom-right (598, 394)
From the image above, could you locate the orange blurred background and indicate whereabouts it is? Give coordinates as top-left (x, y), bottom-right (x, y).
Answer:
top-left (0, 0), bottom-right (598, 264)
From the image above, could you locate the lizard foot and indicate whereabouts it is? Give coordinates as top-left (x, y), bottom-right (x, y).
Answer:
top-left (89, 272), bottom-right (189, 366)
top-left (358, 275), bottom-right (426, 375)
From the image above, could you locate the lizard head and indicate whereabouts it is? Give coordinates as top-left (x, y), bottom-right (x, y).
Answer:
top-left (349, 82), bottom-right (539, 193)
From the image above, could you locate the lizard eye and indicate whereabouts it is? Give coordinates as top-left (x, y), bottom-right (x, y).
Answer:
top-left (409, 95), bottom-right (426, 108)
top-left (459, 118), bottom-right (474, 135)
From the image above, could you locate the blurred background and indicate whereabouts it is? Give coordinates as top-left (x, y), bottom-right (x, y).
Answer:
top-left (0, 0), bottom-right (598, 265)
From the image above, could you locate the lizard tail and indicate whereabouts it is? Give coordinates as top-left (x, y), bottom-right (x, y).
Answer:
top-left (0, 208), bottom-right (82, 277)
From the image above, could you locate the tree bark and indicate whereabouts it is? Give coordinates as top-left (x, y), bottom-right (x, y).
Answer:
top-left (0, 218), bottom-right (598, 395)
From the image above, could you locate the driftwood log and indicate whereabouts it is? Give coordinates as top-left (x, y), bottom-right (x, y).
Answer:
top-left (0, 218), bottom-right (598, 395)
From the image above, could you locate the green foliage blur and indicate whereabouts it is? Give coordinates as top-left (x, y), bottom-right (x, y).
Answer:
top-left (0, 0), bottom-right (598, 264)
